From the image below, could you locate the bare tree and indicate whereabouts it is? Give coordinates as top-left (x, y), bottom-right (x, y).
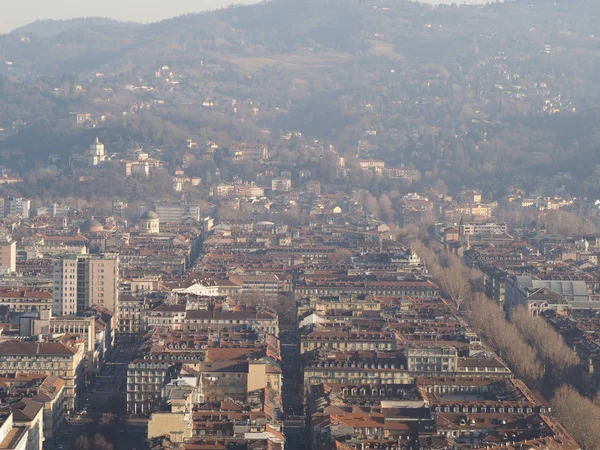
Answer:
top-left (510, 307), bottom-right (580, 387)
top-left (92, 434), bottom-right (114, 450)
top-left (437, 264), bottom-right (472, 310)
top-left (74, 435), bottom-right (91, 450)
top-left (552, 385), bottom-right (600, 450)
top-left (363, 193), bottom-right (380, 217)
top-left (378, 193), bottom-right (395, 222)
top-left (415, 240), bottom-right (544, 385)
top-left (466, 294), bottom-right (544, 386)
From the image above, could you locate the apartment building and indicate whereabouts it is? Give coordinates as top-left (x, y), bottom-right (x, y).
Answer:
top-left (52, 254), bottom-right (120, 317)
top-left (382, 165), bottom-right (420, 182)
top-left (0, 374), bottom-right (66, 443)
top-left (154, 203), bottom-right (201, 224)
top-left (306, 180), bottom-right (321, 195)
top-left (118, 295), bottom-right (155, 337)
top-left (144, 305), bottom-right (279, 336)
top-left (0, 342), bottom-right (85, 410)
top-left (405, 345), bottom-right (458, 374)
top-left (127, 358), bottom-right (180, 416)
top-left (197, 357), bottom-right (282, 403)
top-left (303, 351), bottom-right (413, 396)
top-left (300, 330), bottom-right (393, 354)
top-left (229, 274), bottom-right (288, 298)
top-left (0, 197), bottom-right (31, 219)
top-left (359, 160), bottom-right (386, 172)
top-left (460, 222), bottom-right (508, 236)
top-left (295, 280), bottom-right (439, 298)
top-left (0, 288), bottom-right (53, 314)
top-left (0, 238), bottom-right (16, 273)
top-left (271, 178), bottom-right (291, 193)
top-left (33, 376), bottom-right (66, 442)
top-left (11, 399), bottom-right (43, 450)
top-left (231, 143), bottom-right (269, 162)
top-left (234, 184), bottom-right (265, 198)
top-left (112, 200), bottom-right (128, 218)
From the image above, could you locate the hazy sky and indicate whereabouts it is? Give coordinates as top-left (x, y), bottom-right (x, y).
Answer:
top-left (0, 0), bottom-right (261, 33)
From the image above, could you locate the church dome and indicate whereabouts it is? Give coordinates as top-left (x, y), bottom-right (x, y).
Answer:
top-left (139, 210), bottom-right (160, 234)
top-left (80, 218), bottom-right (104, 233)
top-left (140, 210), bottom-right (159, 220)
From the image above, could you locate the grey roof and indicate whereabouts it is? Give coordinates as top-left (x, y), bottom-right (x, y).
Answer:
top-left (80, 218), bottom-right (103, 231)
top-left (515, 275), bottom-right (588, 302)
top-left (140, 210), bottom-right (159, 219)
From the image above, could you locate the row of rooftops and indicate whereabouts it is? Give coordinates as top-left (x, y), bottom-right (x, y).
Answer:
top-left (295, 248), bottom-right (580, 450)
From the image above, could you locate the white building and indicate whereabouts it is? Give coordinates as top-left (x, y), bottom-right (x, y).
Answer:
top-left (271, 178), bottom-right (292, 193)
top-left (172, 282), bottom-right (220, 297)
top-left (1, 197), bottom-right (31, 219)
top-left (461, 222), bottom-right (508, 236)
top-left (139, 211), bottom-right (160, 234)
top-left (154, 203), bottom-right (201, 223)
top-left (88, 137), bottom-right (107, 166)
top-left (0, 411), bottom-right (28, 450)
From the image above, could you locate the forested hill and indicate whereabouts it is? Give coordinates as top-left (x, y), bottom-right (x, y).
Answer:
top-left (1, 0), bottom-right (600, 198)
top-left (9, 17), bottom-right (133, 39)
top-left (1, 0), bottom-right (599, 77)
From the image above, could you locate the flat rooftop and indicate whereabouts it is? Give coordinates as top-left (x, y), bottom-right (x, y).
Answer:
top-left (0, 426), bottom-right (27, 449)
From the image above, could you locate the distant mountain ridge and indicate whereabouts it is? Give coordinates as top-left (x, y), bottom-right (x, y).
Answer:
top-left (8, 17), bottom-right (139, 38)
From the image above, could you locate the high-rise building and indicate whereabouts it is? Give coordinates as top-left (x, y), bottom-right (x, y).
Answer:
top-left (0, 238), bottom-right (16, 273)
top-left (53, 254), bottom-right (119, 317)
top-left (1, 197), bottom-right (30, 219)
top-left (112, 200), bottom-right (128, 219)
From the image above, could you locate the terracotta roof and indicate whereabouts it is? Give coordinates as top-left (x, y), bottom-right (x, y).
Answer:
top-left (44, 234), bottom-right (88, 243)
top-left (11, 398), bottom-right (43, 422)
top-left (0, 341), bottom-right (77, 356)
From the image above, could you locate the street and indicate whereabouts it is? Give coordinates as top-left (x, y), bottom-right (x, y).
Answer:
top-left (280, 325), bottom-right (307, 450)
top-left (51, 340), bottom-right (148, 450)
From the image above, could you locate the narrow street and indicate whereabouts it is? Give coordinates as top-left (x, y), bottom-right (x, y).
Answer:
top-left (280, 316), bottom-right (306, 450)
top-left (53, 340), bottom-right (148, 450)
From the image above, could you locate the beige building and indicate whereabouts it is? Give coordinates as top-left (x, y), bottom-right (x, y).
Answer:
top-left (0, 288), bottom-right (53, 314)
top-left (0, 238), bottom-right (16, 273)
top-left (406, 345), bottom-right (458, 374)
top-left (147, 412), bottom-right (192, 442)
top-left (303, 355), bottom-right (413, 397)
top-left (11, 399), bottom-right (43, 450)
top-left (33, 376), bottom-right (66, 442)
top-left (128, 275), bottom-right (161, 293)
top-left (198, 357), bottom-right (282, 403)
top-left (118, 295), bottom-right (153, 337)
top-left (20, 312), bottom-right (101, 373)
top-left (0, 342), bottom-right (85, 410)
top-left (53, 254), bottom-right (120, 318)
top-left (0, 374), bottom-right (66, 443)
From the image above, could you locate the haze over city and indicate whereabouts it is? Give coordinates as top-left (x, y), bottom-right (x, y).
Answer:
top-left (0, 0), bottom-right (598, 449)
top-left (0, 0), bottom-right (501, 33)
top-left (0, 0), bottom-right (260, 33)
